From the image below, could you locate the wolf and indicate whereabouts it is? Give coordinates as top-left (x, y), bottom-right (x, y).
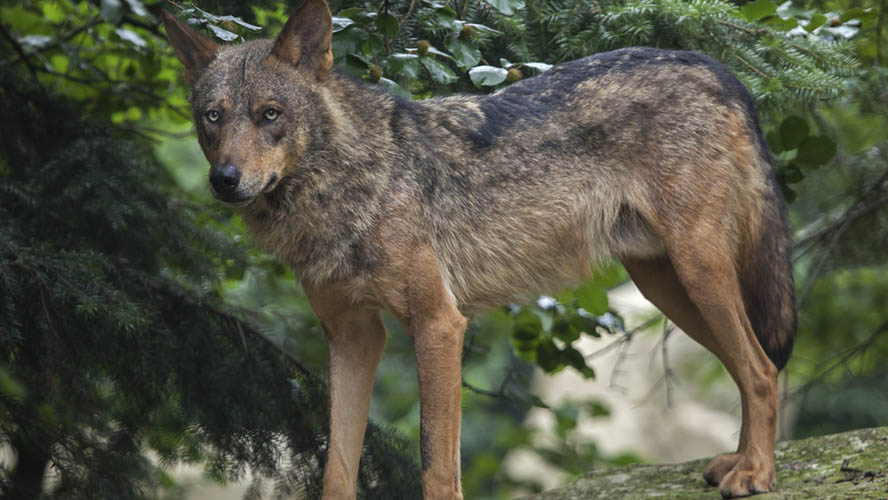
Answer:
top-left (162, 1), bottom-right (796, 498)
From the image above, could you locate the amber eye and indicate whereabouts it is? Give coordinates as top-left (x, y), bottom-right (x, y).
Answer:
top-left (206, 110), bottom-right (221, 122)
top-left (263, 108), bottom-right (279, 121)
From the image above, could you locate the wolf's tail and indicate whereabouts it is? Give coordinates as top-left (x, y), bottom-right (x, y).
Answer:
top-left (739, 168), bottom-right (797, 372)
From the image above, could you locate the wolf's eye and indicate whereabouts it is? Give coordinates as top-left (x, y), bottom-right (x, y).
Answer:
top-left (263, 108), bottom-right (279, 121)
top-left (206, 110), bottom-right (221, 123)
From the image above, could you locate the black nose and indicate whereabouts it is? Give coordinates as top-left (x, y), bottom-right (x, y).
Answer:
top-left (209, 164), bottom-right (241, 195)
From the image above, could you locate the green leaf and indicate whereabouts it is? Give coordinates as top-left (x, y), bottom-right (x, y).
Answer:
top-left (573, 280), bottom-right (609, 315)
top-left (522, 62), bottom-right (553, 73)
top-left (338, 7), bottom-right (376, 25)
top-left (582, 400), bottom-right (611, 417)
top-left (766, 129), bottom-right (784, 154)
top-left (482, 0), bottom-right (525, 15)
top-left (213, 15), bottom-right (261, 31)
top-left (445, 38), bottom-right (481, 70)
top-left (377, 78), bottom-right (411, 98)
top-left (342, 54), bottom-right (369, 77)
top-left (421, 56), bottom-right (458, 84)
top-left (840, 8), bottom-right (878, 24)
top-left (469, 65), bottom-right (507, 87)
top-left (376, 13), bottom-right (399, 37)
top-left (780, 184), bottom-right (797, 203)
top-left (740, 0), bottom-right (777, 21)
top-left (426, 46), bottom-right (454, 60)
top-left (778, 164), bottom-right (804, 184)
top-left (466, 23), bottom-right (502, 35)
top-left (593, 264), bottom-right (624, 289)
top-left (123, 0), bottom-right (150, 18)
top-left (795, 135), bottom-right (837, 167)
top-left (331, 16), bottom-right (355, 32)
top-left (100, 0), bottom-right (123, 23)
top-left (512, 310), bottom-right (542, 338)
top-left (536, 338), bottom-right (563, 373)
top-left (780, 116), bottom-right (809, 150)
top-left (18, 35), bottom-right (53, 49)
top-left (552, 316), bottom-right (580, 343)
top-left (554, 403), bottom-right (579, 431)
top-left (387, 53), bottom-right (421, 79)
top-left (207, 24), bottom-right (238, 42)
top-left (763, 16), bottom-right (798, 31)
top-left (332, 28), bottom-right (365, 59)
top-left (561, 345), bottom-right (595, 379)
top-left (806, 13), bottom-right (827, 32)
top-left (570, 313), bottom-right (602, 338)
top-left (362, 34), bottom-right (384, 55)
top-left (115, 28), bottom-right (146, 48)
top-left (435, 10), bottom-right (458, 31)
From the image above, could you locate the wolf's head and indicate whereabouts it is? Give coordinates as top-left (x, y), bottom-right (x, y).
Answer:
top-left (162, 0), bottom-right (333, 206)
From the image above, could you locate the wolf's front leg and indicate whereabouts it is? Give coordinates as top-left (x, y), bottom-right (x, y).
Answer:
top-left (305, 287), bottom-right (387, 500)
top-left (412, 305), bottom-right (467, 499)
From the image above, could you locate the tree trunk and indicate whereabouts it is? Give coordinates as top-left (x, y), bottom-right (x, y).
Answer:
top-left (6, 434), bottom-right (49, 500)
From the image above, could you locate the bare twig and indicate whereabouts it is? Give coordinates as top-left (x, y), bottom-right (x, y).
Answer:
top-left (462, 361), bottom-right (520, 401)
top-left (782, 321), bottom-right (888, 404)
top-left (794, 167), bottom-right (888, 308)
top-left (661, 321), bottom-right (676, 408)
top-left (794, 167), bottom-right (888, 254)
top-left (0, 23), bottom-right (45, 93)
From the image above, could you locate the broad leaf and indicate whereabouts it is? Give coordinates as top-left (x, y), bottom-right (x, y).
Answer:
top-left (535, 338), bottom-right (562, 373)
top-left (445, 38), bottom-right (481, 70)
top-left (115, 28), bottom-right (146, 48)
top-left (377, 78), bottom-right (411, 98)
top-left (207, 24), bottom-right (238, 42)
top-left (806, 13), bottom-right (827, 32)
top-left (376, 13), bottom-right (399, 37)
top-left (469, 65), bottom-right (507, 87)
top-left (100, 0), bottom-right (123, 23)
top-left (331, 16), bottom-right (355, 32)
top-left (522, 62), bottom-right (553, 72)
top-left (561, 345), bottom-right (595, 379)
top-left (421, 56), bottom-right (458, 84)
top-left (780, 116), bottom-right (809, 150)
top-left (388, 53), bottom-right (421, 79)
top-left (740, 0), bottom-right (777, 21)
top-left (573, 280), bottom-right (609, 315)
top-left (482, 0), bottom-right (525, 16)
top-left (795, 135), bottom-right (837, 167)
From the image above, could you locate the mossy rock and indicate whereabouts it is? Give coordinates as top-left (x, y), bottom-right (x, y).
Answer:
top-left (520, 427), bottom-right (888, 499)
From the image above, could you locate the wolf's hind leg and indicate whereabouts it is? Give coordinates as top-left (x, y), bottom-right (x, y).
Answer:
top-left (622, 251), bottom-right (778, 498)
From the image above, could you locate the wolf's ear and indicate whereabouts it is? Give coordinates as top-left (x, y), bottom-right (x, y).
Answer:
top-left (162, 11), bottom-right (219, 87)
top-left (270, 0), bottom-right (334, 81)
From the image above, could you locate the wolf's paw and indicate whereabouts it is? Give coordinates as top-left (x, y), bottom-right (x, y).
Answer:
top-left (717, 463), bottom-right (775, 499)
top-left (703, 453), bottom-right (741, 486)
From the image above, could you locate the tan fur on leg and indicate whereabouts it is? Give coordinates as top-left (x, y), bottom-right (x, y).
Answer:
top-left (623, 244), bottom-right (778, 498)
top-left (372, 244), bottom-right (467, 499)
top-left (304, 286), bottom-right (387, 500)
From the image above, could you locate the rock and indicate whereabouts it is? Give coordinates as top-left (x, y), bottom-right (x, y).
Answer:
top-left (518, 427), bottom-right (888, 499)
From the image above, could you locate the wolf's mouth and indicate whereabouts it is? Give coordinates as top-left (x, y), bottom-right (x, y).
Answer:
top-left (217, 195), bottom-right (255, 208)
top-left (262, 173), bottom-right (280, 194)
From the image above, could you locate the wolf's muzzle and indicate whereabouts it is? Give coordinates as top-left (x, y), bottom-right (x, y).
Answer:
top-left (210, 163), bottom-right (241, 197)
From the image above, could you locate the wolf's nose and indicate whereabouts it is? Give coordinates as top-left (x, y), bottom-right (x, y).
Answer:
top-left (210, 164), bottom-right (241, 195)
